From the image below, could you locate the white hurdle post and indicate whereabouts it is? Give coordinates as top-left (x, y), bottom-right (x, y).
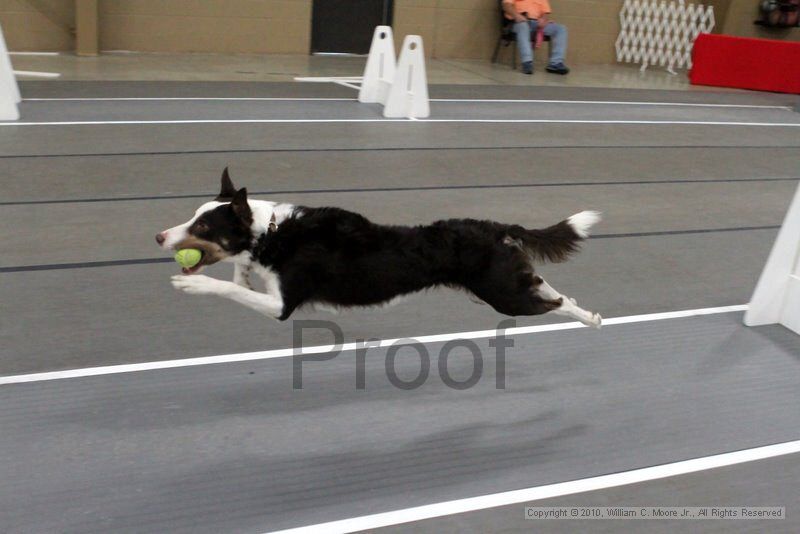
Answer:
top-left (744, 182), bottom-right (800, 335)
top-left (384, 35), bottom-right (429, 119)
top-left (358, 26), bottom-right (396, 105)
top-left (0, 24), bottom-right (21, 120)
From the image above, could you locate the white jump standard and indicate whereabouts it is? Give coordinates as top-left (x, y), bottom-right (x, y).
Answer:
top-left (296, 25), bottom-right (430, 120)
top-left (745, 182), bottom-right (800, 335)
top-left (358, 26), bottom-right (396, 106)
top-left (360, 26), bottom-right (430, 119)
top-left (383, 35), bottom-right (429, 119)
top-left (0, 23), bottom-right (21, 120)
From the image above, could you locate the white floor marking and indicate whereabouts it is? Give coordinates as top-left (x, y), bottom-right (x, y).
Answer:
top-left (0, 304), bottom-right (747, 386)
top-left (8, 51), bottom-right (60, 56)
top-left (266, 439), bottom-right (800, 534)
top-left (12, 70), bottom-right (60, 78)
top-left (294, 76), bottom-right (364, 82)
top-left (1, 119), bottom-right (799, 127)
top-left (434, 98), bottom-right (792, 110)
top-left (22, 97), bottom-right (791, 110)
top-left (24, 97), bottom-right (358, 102)
top-left (333, 81), bottom-right (362, 91)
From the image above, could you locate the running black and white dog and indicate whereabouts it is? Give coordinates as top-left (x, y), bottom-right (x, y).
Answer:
top-left (157, 169), bottom-right (602, 327)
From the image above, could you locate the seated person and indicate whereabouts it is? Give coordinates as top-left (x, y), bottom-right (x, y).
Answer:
top-left (502, 0), bottom-right (570, 75)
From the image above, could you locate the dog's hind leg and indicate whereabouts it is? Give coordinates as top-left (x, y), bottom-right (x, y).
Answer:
top-left (172, 274), bottom-right (284, 319)
top-left (532, 276), bottom-right (602, 328)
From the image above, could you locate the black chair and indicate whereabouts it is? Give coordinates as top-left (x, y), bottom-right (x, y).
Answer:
top-left (491, 3), bottom-right (518, 68)
top-left (491, 1), bottom-right (550, 70)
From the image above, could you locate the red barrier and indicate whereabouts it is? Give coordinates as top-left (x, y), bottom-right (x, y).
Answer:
top-left (690, 33), bottom-right (800, 94)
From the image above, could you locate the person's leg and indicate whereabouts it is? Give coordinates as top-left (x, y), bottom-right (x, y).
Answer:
top-left (513, 20), bottom-right (536, 73)
top-left (543, 22), bottom-right (569, 72)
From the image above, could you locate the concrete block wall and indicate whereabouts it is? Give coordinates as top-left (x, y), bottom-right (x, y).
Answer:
top-left (98, 0), bottom-right (312, 54)
top-left (0, 0), bottom-right (74, 51)
top-left (723, 0), bottom-right (800, 41)
top-left (394, 0), bottom-right (623, 63)
top-left (0, 0), bottom-right (796, 59)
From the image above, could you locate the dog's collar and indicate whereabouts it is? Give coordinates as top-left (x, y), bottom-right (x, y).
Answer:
top-left (250, 212), bottom-right (280, 260)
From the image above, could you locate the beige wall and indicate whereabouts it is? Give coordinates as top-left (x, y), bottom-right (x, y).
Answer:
top-left (722, 0), bottom-right (800, 41)
top-left (547, 0), bottom-right (625, 63)
top-left (1, 0), bottom-right (796, 59)
top-left (393, 0), bottom-right (799, 60)
top-left (99, 0), bottom-right (311, 54)
top-left (0, 0), bottom-right (624, 61)
top-left (395, 0), bottom-right (625, 63)
top-left (0, 0), bottom-right (74, 51)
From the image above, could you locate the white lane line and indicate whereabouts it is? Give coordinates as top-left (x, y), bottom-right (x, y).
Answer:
top-left (333, 81), bottom-right (363, 91)
top-left (8, 52), bottom-right (61, 56)
top-left (12, 70), bottom-right (61, 78)
top-left (1, 119), bottom-right (799, 127)
top-left (266, 439), bottom-right (800, 534)
top-left (434, 98), bottom-right (793, 110)
top-left (9, 51), bottom-right (60, 56)
top-left (0, 304), bottom-right (747, 386)
top-left (22, 97), bottom-right (792, 110)
top-left (294, 76), bottom-right (364, 82)
top-left (24, 97), bottom-right (358, 102)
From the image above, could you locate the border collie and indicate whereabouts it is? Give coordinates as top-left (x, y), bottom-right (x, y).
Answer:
top-left (156, 169), bottom-right (602, 328)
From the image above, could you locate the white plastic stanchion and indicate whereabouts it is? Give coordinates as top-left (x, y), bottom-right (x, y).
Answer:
top-left (0, 24), bottom-right (21, 120)
top-left (297, 27), bottom-right (430, 118)
top-left (744, 182), bottom-right (800, 334)
top-left (383, 35), bottom-right (429, 119)
top-left (358, 26), bottom-right (396, 105)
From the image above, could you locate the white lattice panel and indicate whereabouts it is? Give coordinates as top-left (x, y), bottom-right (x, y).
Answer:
top-left (616, 0), bottom-right (715, 73)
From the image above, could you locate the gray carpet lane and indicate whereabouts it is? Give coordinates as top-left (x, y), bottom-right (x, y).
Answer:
top-left (0, 313), bottom-right (798, 533)
top-left (2, 81), bottom-right (796, 534)
top-left (2, 122), bottom-right (796, 159)
top-left (0, 230), bottom-right (776, 375)
top-left (425, 84), bottom-right (794, 107)
top-left (10, 98), bottom-right (385, 122)
top-left (3, 147), bottom-right (798, 205)
top-left (18, 81), bottom-right (795, 107)
top-left (18, 80), bottom-right (360, 100)
top-left (0, 179), bottom-right (794, 267)
top-left (373, 453), bottom-right (800, 534)
top-left (6, 98), bottom-right (799, 125)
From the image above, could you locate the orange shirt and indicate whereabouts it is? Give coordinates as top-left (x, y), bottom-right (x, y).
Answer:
top-left (504, 0), bottom-right (552, 20)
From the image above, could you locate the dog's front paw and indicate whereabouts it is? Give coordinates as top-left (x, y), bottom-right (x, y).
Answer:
top-left (171, 274), bottom-right (229, 296)
top-left (587, 312), bottom-right (602, 329)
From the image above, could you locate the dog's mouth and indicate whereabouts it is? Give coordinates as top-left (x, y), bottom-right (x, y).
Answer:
top-left (180, 249), bottom-right (220, 275)
top-left (168, 238), bottom-right (227, 274)
top-left (181, 255), bottom-right (205, 275)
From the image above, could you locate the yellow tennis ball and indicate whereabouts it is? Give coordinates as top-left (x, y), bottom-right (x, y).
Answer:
top-left (174, 248), bottom-right (202, 268)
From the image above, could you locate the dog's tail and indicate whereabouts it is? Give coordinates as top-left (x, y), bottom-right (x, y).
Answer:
top-left (512, 210), bottom-right (602, 263)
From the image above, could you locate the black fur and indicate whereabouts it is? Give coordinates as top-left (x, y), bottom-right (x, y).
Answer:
top-left (190, 195), bottom-right (253, 255)
top-left (252, 206), bottom-right (585, 321)
top-left (215, 167), bottom-right (237, 202)
top-left (175, 171), bottom-right (594, 321)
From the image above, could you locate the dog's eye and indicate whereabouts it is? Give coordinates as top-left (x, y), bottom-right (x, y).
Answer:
top-left (194, 221), bottom-right (208, 232)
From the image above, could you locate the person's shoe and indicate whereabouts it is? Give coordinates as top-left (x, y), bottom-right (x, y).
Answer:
top-left (521, 61), bottom-right (533, 75)
top-left (546, 62), bottom-right (570, 75)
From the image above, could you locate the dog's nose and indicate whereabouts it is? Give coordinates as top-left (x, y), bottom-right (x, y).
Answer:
top-left (155, 233), bottom-right (166, 245)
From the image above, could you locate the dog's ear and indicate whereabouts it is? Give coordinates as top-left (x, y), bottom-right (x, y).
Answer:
top-left (216, 167), bottom-right (237, 201)
top-left (231, 187), bottom-right (253, 224)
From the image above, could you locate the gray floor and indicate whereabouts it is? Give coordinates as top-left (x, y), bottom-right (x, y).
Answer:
top-left (376, 453), bottom-right (800, 534)
top-left (1, 313), bottom-right (799, 534)
top-left (1, 81), bottom-right (799, 533)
